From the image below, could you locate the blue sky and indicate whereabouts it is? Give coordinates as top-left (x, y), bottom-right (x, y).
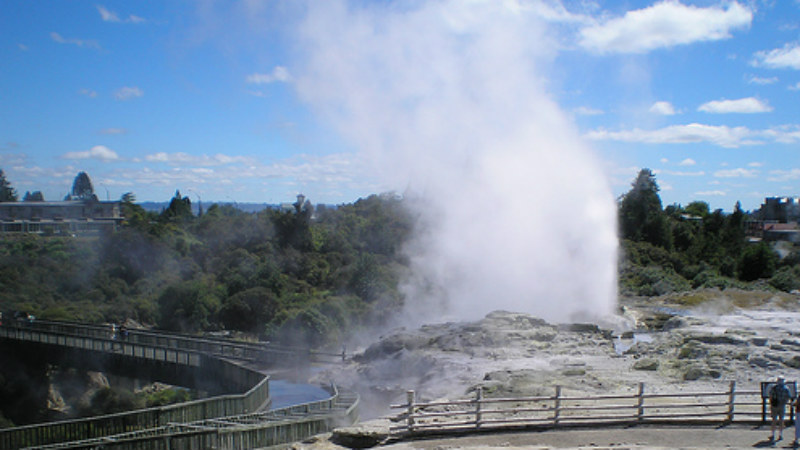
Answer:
top-left (1, 0), bottom-right (798, 211)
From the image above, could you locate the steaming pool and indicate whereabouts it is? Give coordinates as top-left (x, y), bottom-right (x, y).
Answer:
top-left (613, 332), bottom-right (653, 354)
top-left (269, 379), bottom-right (331, 409)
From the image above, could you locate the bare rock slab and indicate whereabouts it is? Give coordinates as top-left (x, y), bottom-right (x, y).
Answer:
top-left (331, 419), bottom-right (391, 448)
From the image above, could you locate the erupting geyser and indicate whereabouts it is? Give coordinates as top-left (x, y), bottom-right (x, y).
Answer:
top-left (294, 1), bottom-right (617, 325)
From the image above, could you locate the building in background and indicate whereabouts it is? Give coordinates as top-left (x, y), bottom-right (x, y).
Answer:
top-left (756, 197), bottom-right (800, 223)
top-left (0, 200), bottom-right (123, 234)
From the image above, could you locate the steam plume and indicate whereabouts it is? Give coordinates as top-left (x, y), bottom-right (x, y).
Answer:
top-left (294, 1), bottom-right (617, 324)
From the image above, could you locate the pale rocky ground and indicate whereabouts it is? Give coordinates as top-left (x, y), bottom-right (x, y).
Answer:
top-left (301, 288), bottom-right (800, 449)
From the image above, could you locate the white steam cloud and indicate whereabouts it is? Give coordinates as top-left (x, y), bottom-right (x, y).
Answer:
top-left (293, 1), bottom-right (617, 325)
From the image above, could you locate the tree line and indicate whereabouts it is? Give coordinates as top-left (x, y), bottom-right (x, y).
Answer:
top-left (0, 169), bottom-right (413, 349)
top-left (0, 170), bottom-right (98, 202)
top-left (618, 169), bottom-right (799, 296)
top-left (0, 167), bottom-right (797, 344)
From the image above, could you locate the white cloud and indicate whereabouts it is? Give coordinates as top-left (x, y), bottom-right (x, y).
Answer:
top-left (115, 152), bottom-right (369, 196)
top-left (588, 123), bottom-right (800, 148)
top-left (695, 190), bottom-right (727, 196)
top-left (62, 145), bottom-right (120, 162)
top-left (99, 128), bottom-right (127, 135)
top-left (679, 158), bottom-right (696, 166)
top-left (767, 169), bottom-right (800, 182)
top-left (96, 178), bottom-right (134, 188)
top-left (520, 1), bottom-right (594, 25)
top-left (761, 125), bottom-right (800, 143)
top-left (789, 82), bottom-right (800, 91)
top-left (114, 86), bottom-right (143, 101)
top-left (748, 161), bottom-right (762, 167)
top-left (714, 168), bottom-right (757, 178)
top-left (97, 5), bottom-right (145, 24)
top-left (97, 5), bottom-right (120, 22)
top-left (698, 97), bottom-right (772, 113)
top-left (246, 66), bottom-right (292, 84)
top-left (579, 1), bottom-right (752, 54)
top-left (753, 43), bottom-right (800, 70)
top-left (649, 101), bottom-right (676, 115)
top-left (663, 170), bottom-right (705, 176)
top-left (747, 75), bottom-right (778, 85)
top-left (574, 106), bottom-right (604, 116)
top-left (79, 88), bottom-right (97, 98)
top-left (586, 123), bottom-right (758, 148)
top-left (145, 152), bottom-right (254, 166)
top-left (50, 32), bottom-right (101, 50)
top-left (660, 158), bottom-right (668, 163)
top-left (17, 43), bottom-right (28, 51)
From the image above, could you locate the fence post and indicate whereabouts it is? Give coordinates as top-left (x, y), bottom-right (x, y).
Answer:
top-left (727, 380), bottom-right (736, 423)
top-left (475, 387), bottom-right (483, 429)
top-left (637, 382), bottom-right (645, 422)
top-left (553, 385), bottom-right (561, 427)
top-left (406, 390), bottom-right (416, 432)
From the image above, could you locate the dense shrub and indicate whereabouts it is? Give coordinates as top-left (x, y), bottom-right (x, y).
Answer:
top-left (770, 266), bottom-right (800, 292)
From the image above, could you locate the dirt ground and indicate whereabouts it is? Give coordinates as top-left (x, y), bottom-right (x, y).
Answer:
top-left (380, 424), bottom-right (798, 449)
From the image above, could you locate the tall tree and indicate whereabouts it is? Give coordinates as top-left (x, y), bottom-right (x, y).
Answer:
top-left (684, 201), bottom-right (710, 218)
top-left (67, 172), bottom-right (98, 201)
top-left (120, 192), bottom-right (149, 227)
top-left (0, 169), bottom-right (18, 202)
top-left (738, 242), bottom-right (778, 281)
top-left (22, 191), bottom-right (45, 202)
top-left (717, 201), bottom-right (747, 264)
top-left (619, 169), bottom-right (671, 247)
top-left (275, 194), bottom-right (313, 250)
top-left (161, 190), bottom-right (193, 221)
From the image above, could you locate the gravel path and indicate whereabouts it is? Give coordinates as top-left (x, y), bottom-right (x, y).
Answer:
top-left (381, 424), bottom-right (797, 449)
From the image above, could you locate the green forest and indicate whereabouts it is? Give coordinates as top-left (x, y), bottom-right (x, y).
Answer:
top-left (619, 169), bottom-right (799, 296)
top-left (0, 169), bottom-right (798, 348)
top-left (0, 190), bottom-right (412, 349)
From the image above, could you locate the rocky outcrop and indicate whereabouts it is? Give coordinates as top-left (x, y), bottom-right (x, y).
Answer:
top-left (313, 293), bottom-right (800, 422)
top-left (330, 420), bottom-right (391, 448)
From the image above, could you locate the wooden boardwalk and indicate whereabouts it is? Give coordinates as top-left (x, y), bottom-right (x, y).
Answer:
top-left (0, 319), bottom-right (358, 450)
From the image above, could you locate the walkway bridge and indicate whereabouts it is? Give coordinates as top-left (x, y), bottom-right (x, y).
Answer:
top-left (0, 319), bottom-right (358, 450)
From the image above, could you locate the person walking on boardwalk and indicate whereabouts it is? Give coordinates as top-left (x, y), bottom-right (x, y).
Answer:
top-left (770, 376), bottom-right (791, 441)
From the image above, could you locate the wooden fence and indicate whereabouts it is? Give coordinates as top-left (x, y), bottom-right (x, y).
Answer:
top-left (0, 371), bottom-right (269, 450)
top-left (3, 318), bottom-right (347, 363)
top-left (23, 384), bottom-right (360, 450)
top-left (391, 382), bottom-right (772, 435)
top-left (0, 331), bottom-right (270, 450)
top-left (1, 319), bottom-right (267, 362)
top-left (0, 319), bottom-right (358, 449)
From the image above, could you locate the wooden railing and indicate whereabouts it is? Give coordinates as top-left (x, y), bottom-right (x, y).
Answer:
top-left (24, 384), bottom-right (359, 450)
top-left (0, 366), bottom-right (269, 450)
top-left (391, 382), bottom-right (770, 435)
top-left (0, 322), bottom-right (272, 450)
top-left (0, 319), bottom-right (358, 449)
top-left (2, 319), bottom-right (267, 362)
top-left (4, 319), bottom-right (348, 363)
